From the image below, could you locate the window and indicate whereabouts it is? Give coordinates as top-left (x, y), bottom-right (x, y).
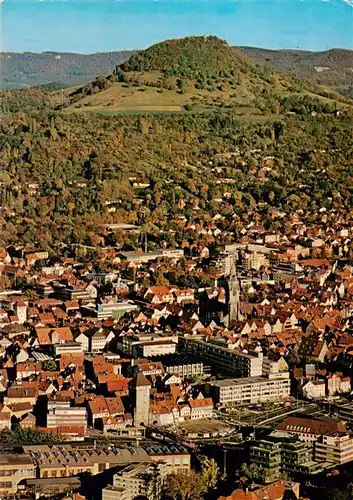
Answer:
top-left (0, 481), bottom-right (12, 489)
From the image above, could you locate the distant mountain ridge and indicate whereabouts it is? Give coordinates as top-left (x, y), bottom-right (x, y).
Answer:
top-left (241, 47), bottom-right (353, 89)
top-left (0, 45), bottom-right (352, 90)
top-left (0, 51), bottom-right (135, 89)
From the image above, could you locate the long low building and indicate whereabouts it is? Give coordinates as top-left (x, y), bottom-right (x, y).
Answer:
top-left (179, 337), bottom-right (263, 377)
top-left (210, 374), bottom-right (290, 406)
top-left (0, 453), bottom-right (36, 496)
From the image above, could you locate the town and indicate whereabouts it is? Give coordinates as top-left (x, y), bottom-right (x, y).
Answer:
top-left (1, 215), bottom-right (353, 500)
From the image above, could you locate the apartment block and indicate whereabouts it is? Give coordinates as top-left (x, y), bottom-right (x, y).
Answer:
top-left (210, 373), bottom-right (290, 406)
top-left (250, 434), bottom-right (316, 479)
top-left (180, 337), bottom-right (263, 377)
top-left (315, 434), bottom-right (353, 465)
top-left (102, 462), bottom-right (168, 500)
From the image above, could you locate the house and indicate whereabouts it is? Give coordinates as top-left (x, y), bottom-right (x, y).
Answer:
top-left (20, 413), bottom-right (36, 429)
top-left (218, 481), bottom-right (300, 500)
top-left (35, 327), bottom-right (73, 346)
top-left (4, 386), bottom-right (37, 406)
top-left (189, 398), bottom-right (213, 420)
top-left (88, 396), bottom-right (125, 427)
top-left (0, 404), bottom-right (11, 430)
top-left (302, 380), bottom-right (326, 400)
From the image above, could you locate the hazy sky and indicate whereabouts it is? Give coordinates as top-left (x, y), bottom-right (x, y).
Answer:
top-left (0, 0), bottom-right (352, 53)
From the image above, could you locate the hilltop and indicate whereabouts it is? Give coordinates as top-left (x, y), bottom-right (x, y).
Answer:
top-left (64, 36), bottom-right (350, 116)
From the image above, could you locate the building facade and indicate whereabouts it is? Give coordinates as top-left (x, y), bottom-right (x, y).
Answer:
top-left (211, 374), bottom-right (290, 406)
top-left (180, 337), bottom-right (263, 377)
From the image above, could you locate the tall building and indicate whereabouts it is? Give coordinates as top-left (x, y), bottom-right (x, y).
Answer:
top-left (133, 372), bottom-right (151, 426)
top-left (250, 433), bottom-right (318, 480)
top-left (225, 254), bottom-right (240, 327)
top-left (180, 337), bottom-right (263, 377)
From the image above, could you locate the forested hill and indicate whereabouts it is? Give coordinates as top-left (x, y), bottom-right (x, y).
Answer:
top-left (64, 36), bottom-right (350, 115)
top-left (1, 45), bottom-right (352, 90)
top-left (0, 51), bottom-right (135, 89)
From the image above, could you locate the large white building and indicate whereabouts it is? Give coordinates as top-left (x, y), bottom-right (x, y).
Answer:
top-left (211, 373), bottom-right (290, 406)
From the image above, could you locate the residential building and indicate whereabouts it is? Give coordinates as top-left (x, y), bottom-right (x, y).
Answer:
top-left (218, 481), bottom-right (300, 500)
top-left (102, 462), bottom-right (167, 500)
top-left (302, 380), bottom-right (326, 400)
top-left (180, 337), bottom-right (263, 377)
top-left (315, 434), bottom-right (353, 465)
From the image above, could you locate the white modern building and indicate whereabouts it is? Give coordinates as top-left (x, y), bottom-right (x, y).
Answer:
top-left (211, 373), bottom-right (290, 406)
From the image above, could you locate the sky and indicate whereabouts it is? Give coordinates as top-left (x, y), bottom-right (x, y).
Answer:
top-left (0, 0), bottom-right (352, 53)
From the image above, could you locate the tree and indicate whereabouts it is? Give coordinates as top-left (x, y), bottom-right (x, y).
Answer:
top-left (239, 463), bottom-right (265, 484)
top-left (321, 488), bottom-right (350, 500)
top-left (164, 470), bottom-right (207, 500)
top-left (42, 359), bottom-right (57, 371)
top-left (0, 427), bottom-right (61, 446)
top-left (200, 457), bottom-right (219, 489)
top-left (282, 490), bottom-right (297, 500)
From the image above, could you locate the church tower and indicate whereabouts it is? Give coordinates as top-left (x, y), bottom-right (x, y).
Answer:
top-left (133, 371), bottom-right (151, 427)
top-left (226, 254), bottom-right (240, 327)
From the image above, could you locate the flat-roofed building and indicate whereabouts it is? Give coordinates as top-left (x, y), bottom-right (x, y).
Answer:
top-left (47, 399), bottom-right (87, 433)
top-left (315, 434), bottom-right (353, 465)
top-left (180, 337), bottom-right (263, 378)
top-left (121, 333), bottom-right (178, 358)
top-left (210, 374), bottom-right (290, 406)
top-left (0, 453), bottom-right (36, 496)
top-left (102, 462), bottom-right (168, 500)
top-left (336, 403), bottom-right (353, 425)
top-left (250, 433), bottom-right (315, 480)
